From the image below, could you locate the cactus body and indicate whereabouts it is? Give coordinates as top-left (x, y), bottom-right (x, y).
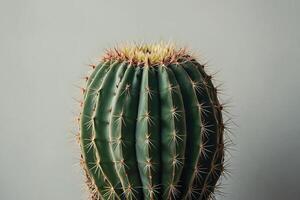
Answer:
top-left (79, 43), bottom-right (226, 200)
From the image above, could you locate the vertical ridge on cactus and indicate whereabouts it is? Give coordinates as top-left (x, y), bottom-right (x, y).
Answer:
top-left (78, 42), bottom-right (228, 200)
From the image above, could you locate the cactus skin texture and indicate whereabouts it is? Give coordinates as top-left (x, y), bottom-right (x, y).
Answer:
top-left (79, 43), bottom-right (228, 200)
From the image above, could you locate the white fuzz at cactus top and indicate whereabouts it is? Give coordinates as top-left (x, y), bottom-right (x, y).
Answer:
top-left (102, 42), bottom-right (194, 66)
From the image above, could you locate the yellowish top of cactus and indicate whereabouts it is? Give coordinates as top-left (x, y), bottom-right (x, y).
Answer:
top-left (102, 42), bottom-right (193, 66)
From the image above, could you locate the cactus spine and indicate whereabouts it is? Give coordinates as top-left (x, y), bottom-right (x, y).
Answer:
top-left (78, 43), bottom-right (228, 200)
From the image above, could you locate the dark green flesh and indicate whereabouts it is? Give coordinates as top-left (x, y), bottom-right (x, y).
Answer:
top-left (80, 60), bottom-right (224, 200)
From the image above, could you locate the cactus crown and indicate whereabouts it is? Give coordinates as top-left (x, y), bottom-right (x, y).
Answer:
top-left (102, 42), bottom-right (192, 66)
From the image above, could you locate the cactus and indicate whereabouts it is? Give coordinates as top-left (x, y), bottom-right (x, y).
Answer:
top-left (78, 43), bottom-right (229, 200)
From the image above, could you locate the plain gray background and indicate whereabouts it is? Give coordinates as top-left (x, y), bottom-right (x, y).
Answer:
top-left (1, 0), bottom-right (299, 199)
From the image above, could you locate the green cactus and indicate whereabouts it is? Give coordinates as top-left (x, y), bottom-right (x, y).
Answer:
top-left (78, 43), bottom-right (228, 200)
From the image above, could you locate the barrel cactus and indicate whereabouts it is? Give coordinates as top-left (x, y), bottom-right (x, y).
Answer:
top-left (78, 43), bottom-right (229, 200)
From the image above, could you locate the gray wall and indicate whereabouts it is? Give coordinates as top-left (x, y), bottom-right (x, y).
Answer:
top-left (1, 0), bottom-right (299, 199)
